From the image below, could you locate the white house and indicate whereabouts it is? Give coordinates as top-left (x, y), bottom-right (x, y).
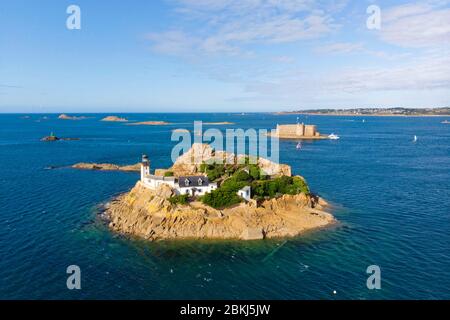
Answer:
top-left (140, 155), bottom-right (217, 196)
top-left (176, 176), bottom-right (217, 196)
top-left (237, 186), bottom-right (251, 201)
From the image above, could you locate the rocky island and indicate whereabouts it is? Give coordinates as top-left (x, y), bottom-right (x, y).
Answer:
top-left (72, 162), bottom-right (140, 172)
top-left (127, 121), bottom-right (170, 126)
top-left (101, 116), bottom-right (128, 122)
top-left (104, 143), bottom-right (334, 241)
top-left (58, 114), bottom-right (87, 120)
top-left (41, 132), bottom-right (80, 142)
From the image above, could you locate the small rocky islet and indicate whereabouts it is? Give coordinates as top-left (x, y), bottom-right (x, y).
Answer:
top-left (72, 162), bottom-right (140, 172)
top-left (40, 133), bottom-right (80, 142)
top-left (126, 121), bottom-right (170, 126)
top-left (58, 114), bottom-right (87, 120)
top-left (101, 116), bottom-right (128, 122)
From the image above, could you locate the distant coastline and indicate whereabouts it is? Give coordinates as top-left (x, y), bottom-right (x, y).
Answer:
top-left (276, 107), bottom-right (450, 117)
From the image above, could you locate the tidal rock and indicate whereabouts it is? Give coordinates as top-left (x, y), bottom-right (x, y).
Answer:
top-left (58, 114), bottom-right (87, 120)
top-left (101, 116), bottom-right (128, 122)
top-left (72, 162), bottom-right (141, 172)
top-left (41, 135), bottom-right (59, 142)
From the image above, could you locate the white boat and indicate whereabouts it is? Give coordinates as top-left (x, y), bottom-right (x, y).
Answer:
top-left (296, 142), bottom-right (302, 149)
top-left (413, 135), bottom-right (417, 142)
top-left (328, 133), bottom-right (340, 140)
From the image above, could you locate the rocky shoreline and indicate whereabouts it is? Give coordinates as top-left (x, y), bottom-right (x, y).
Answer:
top-left (105, 182), bottom-right (334, 241)
top-left (102, 143), bottom-right (335, 241)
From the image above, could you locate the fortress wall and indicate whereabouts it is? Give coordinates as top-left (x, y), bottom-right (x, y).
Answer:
top-left (277, 124), bottom-right (302, 136)
top-left (304, 125), bottom-right (317, 136)
top-left (277, 124), bottom-right (318, 137)
top-left (277, 124), bottom-right (297, 134)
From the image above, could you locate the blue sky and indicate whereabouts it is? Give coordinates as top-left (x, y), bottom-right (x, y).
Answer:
top-left (0, 0), bottom-right (449, 112)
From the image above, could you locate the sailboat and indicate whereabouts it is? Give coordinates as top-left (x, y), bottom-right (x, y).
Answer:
top-left (296, 142), bottom-right (302, 150)
top-left (413, 135), bottom-right (418, 142)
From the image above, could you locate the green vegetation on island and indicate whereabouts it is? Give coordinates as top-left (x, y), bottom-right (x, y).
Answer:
top-left (175, 160), bottom-right (311, 209)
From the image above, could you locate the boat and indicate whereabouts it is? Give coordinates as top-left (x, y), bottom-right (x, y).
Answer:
top-left (442, 120), bottom-right (450, 124)
top-left (413, 135), bottom-right (417, 142)
top-left (296, 142), bottom-right (302, 150)
top-left (328, 133), bottom-right (340, 140)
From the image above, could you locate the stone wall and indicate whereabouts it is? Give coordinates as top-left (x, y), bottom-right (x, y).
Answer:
top-left (277, 124), bottom-right (318, 137)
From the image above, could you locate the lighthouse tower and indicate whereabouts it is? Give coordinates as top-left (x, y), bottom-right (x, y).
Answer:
top-left (141, 154), bottom-right (150, 181)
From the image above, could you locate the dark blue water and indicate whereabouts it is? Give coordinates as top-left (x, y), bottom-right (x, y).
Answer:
top-left (0, 113), bottom-right (449, 299)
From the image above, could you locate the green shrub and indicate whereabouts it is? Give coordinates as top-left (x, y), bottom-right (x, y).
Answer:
top-left (199, 163), bottom-right (310, 208)
top-left (201, 189), bottom-right (241, 209)
top-left (221, 179), bottom-right (247, 192)
top-left (291, 176), bottom-right (310, 195)
top-left (164, 171), bottom-right (174, 177)
top-left (250, 176), bottom-right (309, 198)
top-left (233, 170), bottom-right (251, 182)
top-left (249, 164), bottom-right (261, 180)
top-left (168, 194), bottom-right (189, 205)
top-left (205, 164), bottom-right (225, 181)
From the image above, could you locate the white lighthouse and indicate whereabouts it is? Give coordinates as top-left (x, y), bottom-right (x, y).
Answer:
top-left (141, 154), bottom-right (150, 181)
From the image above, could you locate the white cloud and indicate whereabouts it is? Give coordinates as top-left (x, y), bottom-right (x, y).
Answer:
top-left (146, 31), bottom-right (199, 56)
top-left (325, 53), bottom-right (450, 92)
top-left (144, 0), bottom-right (450, 107)
top-left (314, 41), bottom-right (411, 60)
top-left (148, 0), bottom-right (340, 56)
top-left (380, 2), bottom-right (450, 48)
top-left (273, 55), bottom-right (295, 63)
top-left (242, 50), bottom-right (450, 98)
top-left (315, 42), bottom-right (365, 54)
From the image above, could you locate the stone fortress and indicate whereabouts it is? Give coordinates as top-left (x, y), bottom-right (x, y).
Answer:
top-left (271, 123), bottom-right (326, 139)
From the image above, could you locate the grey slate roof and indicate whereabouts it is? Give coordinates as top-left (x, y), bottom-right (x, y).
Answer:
top-left (178, 176), bottom-right (210, 187)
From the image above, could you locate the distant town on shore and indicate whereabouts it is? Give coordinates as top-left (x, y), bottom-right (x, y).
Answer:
top-left (276, 107), bottom-right (450, 116)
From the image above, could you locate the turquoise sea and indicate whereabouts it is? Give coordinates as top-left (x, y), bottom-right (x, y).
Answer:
top-left (0, 113), bottom-right (449, 299)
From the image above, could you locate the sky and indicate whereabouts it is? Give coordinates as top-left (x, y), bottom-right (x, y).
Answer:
top-left (0, 0), bottom-right (449, 113)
